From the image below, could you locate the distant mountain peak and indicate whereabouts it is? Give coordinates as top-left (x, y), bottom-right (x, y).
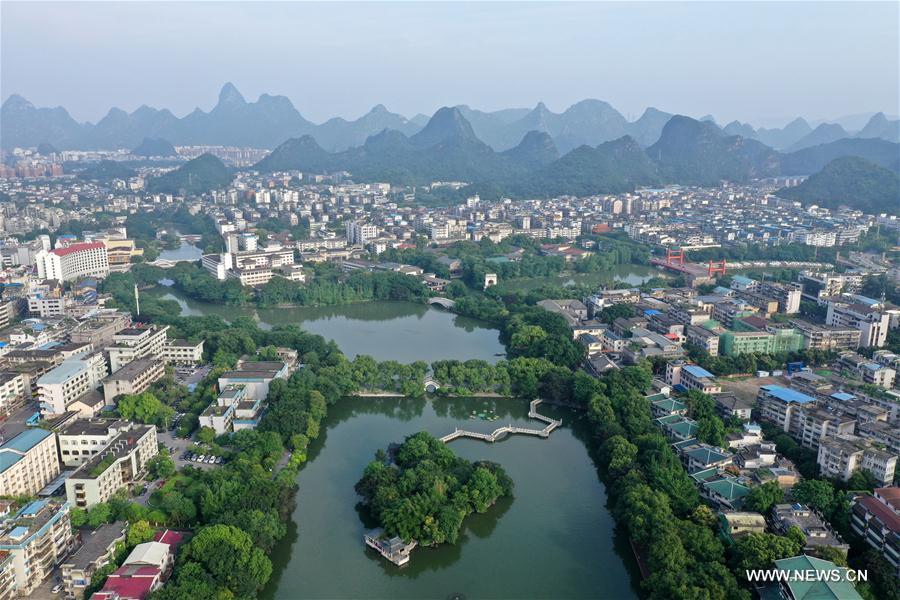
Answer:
top-left (411, 106), bottom-right (479, 147)
top-left (369, 104), bottom-right (389, 114)
top-left (217, 82), bottom-right (246, 109)
top-left (2, 94), bottom-right (34, 110)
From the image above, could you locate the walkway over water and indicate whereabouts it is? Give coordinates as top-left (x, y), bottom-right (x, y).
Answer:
top-left (439, 400), bottom-right (561, 443)
top-left (427, 297), bottom-right (456, 309)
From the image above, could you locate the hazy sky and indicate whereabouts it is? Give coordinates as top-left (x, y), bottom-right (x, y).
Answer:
top-left (2, 1), bottom-right (898, 127)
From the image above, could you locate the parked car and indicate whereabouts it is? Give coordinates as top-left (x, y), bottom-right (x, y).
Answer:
top-left (196, 455), bottom-right (206, 462)
top-left (51, 584), bottom-right (63, 594)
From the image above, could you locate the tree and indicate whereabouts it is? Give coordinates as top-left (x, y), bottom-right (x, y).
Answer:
top-left (792, 479), bottom-right (837, 515)
top-left (147, 453), bottom-right (176, 480)
top-left (196, 427), bottom-right (216, 445)
top-left (744, 481), bottom-right (784, 514)
top-left (180, 524), bottom-right (273, 597)
top-left (118, 392), bottom-right (175, 427)
top-left (732, 532), bottom-right (804, 575)
top-left (127, 520), bottom-right (155, 548)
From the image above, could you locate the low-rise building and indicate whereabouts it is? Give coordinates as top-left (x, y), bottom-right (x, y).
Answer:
top-left (57, 419), bottom-right (135, 468)
top-left (60, 521), bottom-right (127, 599)
top-left (772, 503), bottom-right (849, 557)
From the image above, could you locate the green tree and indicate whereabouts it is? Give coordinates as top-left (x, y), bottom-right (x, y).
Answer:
top-left (127, 520), bottom-right (155, 548)
top-left (180, 524), bottom-right (273, 597)
top-left (744, 481), bottom-right (784, 514)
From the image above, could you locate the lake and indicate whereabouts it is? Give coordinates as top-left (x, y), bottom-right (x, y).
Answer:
top-left (153, 289), bottom-right (506, 364)
top-left (158, 241), bottom-right (204, 262)
top-left (156, 289), bottom-right (638, 598)
top-left (493, 264), bottom-right (664, 293)
top-left (262, 396), bottom-right (638, 600)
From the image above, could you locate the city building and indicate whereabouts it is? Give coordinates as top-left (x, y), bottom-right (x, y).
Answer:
top-left (826, 301), bottom-right (891, 348)
top-left (101, 358), bottom-right (166, 404)
top-left (35, 242), bottom-right (109, 283)
top-left (850, 487), bottom-right (900, 577)
top-left (60, 521), bottom-right (127, 599)
top-left (0, 429), bottom-right (61, 496)
top-left (817, 436), bottom-right (897, 486)
top-left (57, 419), bottom-right (136, 468)
top-left (161, 339), bottom-right (204, 366)
top-left (36, 353), bottom-right (108, 416)
top-left (65, 425), bottom-right (158, 508)
top-left (665, 361), bottom-right (722, 394)
top-left (0, 500), bottom-right (74, 596)
top-left (106, 325), bottom-right (169, 372)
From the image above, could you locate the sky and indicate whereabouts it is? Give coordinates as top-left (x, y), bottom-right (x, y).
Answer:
top-left (2, 1), bottom-right (898, 128)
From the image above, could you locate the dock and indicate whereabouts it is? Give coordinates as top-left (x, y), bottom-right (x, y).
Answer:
top-left (439, 400), bottom-right (561, 443)
top-left (364, 528), bottom-right (417, 566)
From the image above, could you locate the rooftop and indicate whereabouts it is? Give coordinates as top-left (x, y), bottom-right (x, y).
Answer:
top-left (760, 385), bottom-right (816, 404)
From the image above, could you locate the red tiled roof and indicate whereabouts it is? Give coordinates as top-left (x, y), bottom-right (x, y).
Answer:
top-left (859, 494), bottom-right (900, 533)
top-left (51, 242), bottom-right (105, 257)
top-left (876, 487), bottom-right (900, 510)
top-left (154, 529), bottom-right (186, 547)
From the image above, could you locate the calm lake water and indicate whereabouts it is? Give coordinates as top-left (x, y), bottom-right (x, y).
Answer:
top-left (153, 289), bottom-right (506, 364)
top-left (157, 241), bottom-right (204, 262)
top-left (493, 264), bottom-right (663, 293)
top-left (262, 396), bottom-right (638, 600)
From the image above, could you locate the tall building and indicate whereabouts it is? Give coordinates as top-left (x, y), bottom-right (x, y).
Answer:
top-left (826, 301), bottom-right (890, 348)
top-left (35, 242), bottom-right (109, 282)
top-left (105, 325), bottom-right (169, 372)
top-left (346, 220), bottom-right (378, 245)
top-left (37, 354), bottom-right (108, 416)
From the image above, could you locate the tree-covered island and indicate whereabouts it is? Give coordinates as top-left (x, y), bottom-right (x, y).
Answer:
top-left (355, 432), bottom-right (513, 549)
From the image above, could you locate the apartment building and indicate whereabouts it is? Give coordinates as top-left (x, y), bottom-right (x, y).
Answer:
top-left (35, 242), bottom-right (109, 283)
top-left (850, 487), bottom-right (900, 576)
top-left (0, 500), bottom-right (74, 596)
top-left (59, 521), bottom-right (126, 599)
top-left (106, 325), bottom-right (169, 372)
top-left (57, 420), bottom-right (137, 468)
top-left (826, 301), bottom-right (891, 348)
top-left (0, 429), bottom-right (61, 497)
top-left (161, 339), bottom-right (204, 366)
top-left (199, 385), bottom-right (265, 434)
top-left (790, 319), bottom-right (861, 351)
top-left (686, 325), bottom-right (720, 356)
top-left (799, 272), bottom-right (863, 300)
top-left (0, 374), bottom-right (26, 416)
top-left (817, 436), bottom-right (897, 486)
top-left (837, 352), bottom-right (896, 389)
top-left (101, 358), bottom-right (166, 404)
top-left (757, 385), bottom-right (857, 450)
top-left (346, 220), bottom-right (379, 245)
top-left (37, 353), bottom-right (108, 416)
top-left (665, 361), bottom-right (722, 394)
top-left (68, 311), bottom-right (130, 349)
top-left (65, 425), bottom-right (158, 508)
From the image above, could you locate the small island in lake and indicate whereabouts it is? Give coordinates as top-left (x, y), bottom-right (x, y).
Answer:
top-left (355, 431), bottom-right (513, 564)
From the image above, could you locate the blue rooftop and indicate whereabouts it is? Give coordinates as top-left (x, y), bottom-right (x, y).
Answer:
top-left (20, 500), bottom-right (46, 516)
top-left (1, 428), bottom-right (52, 455)
top-left (644, 309), bottom-right (661, 316)
top-left (831, 392), bottom-right (856, 402)
top-left (761, 385), bottom-right (816, 404)
top-left (684, 365), bottom-right (715, 379)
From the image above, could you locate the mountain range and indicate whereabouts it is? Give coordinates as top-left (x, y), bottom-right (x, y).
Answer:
top-left (252, 107), bottom-right (899, 205)
top-left (3, 83), bottom-right (898, 153)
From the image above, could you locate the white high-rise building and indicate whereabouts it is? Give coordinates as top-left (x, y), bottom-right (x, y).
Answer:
top-left (346, 220), bottom-right (378, 245)
top-left (35, 242), bottom-right (109, 282)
